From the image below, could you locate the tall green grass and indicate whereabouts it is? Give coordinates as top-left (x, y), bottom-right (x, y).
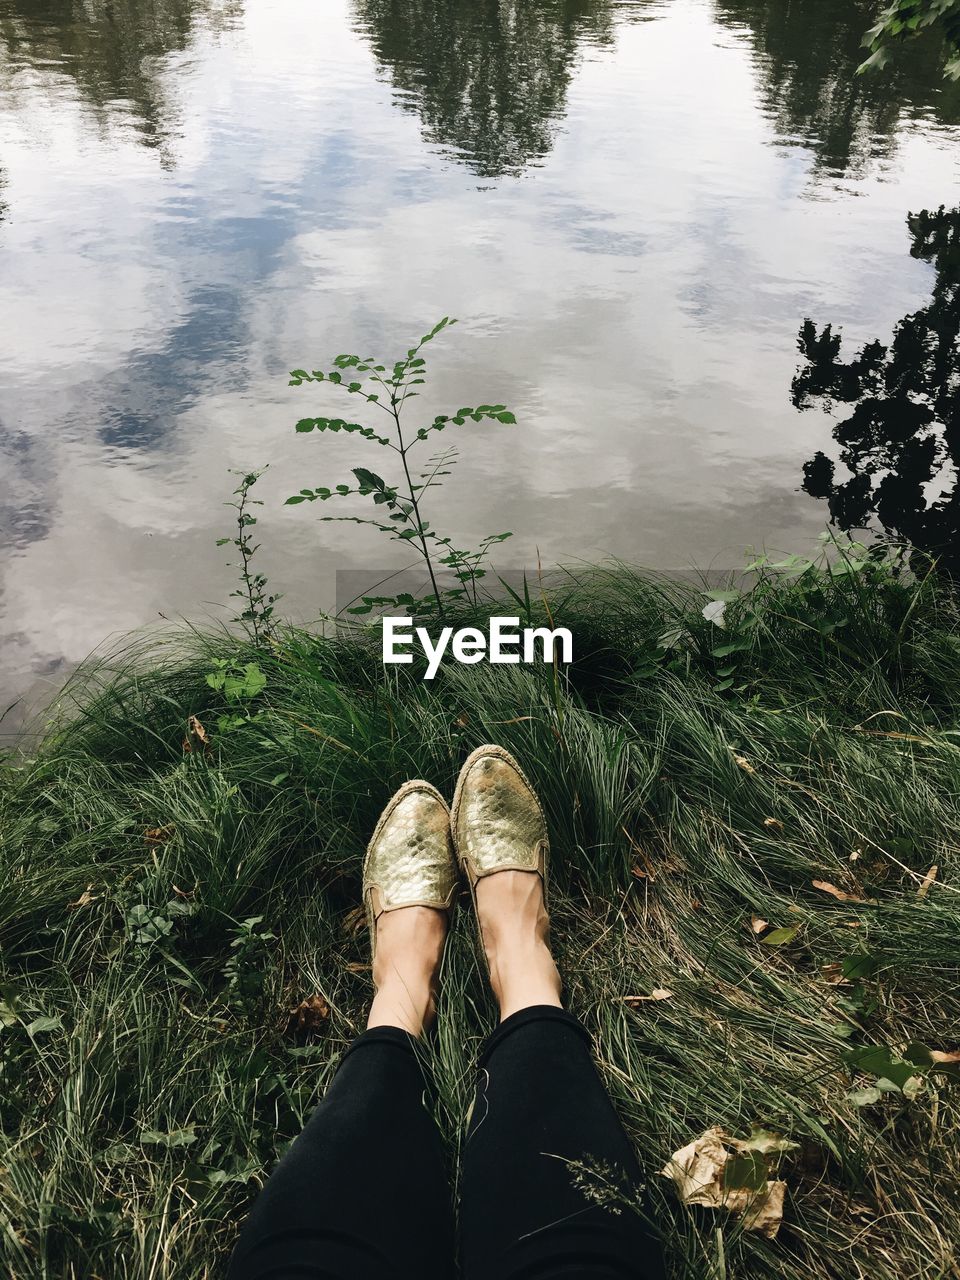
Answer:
top-left (1, 557), bottom-right (959, 1279)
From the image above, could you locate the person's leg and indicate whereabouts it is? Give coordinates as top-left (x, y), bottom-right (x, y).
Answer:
top-left (228, 906), bottom-right (455, 1280)
top-left (460, 871), bottom-right (666, 1280)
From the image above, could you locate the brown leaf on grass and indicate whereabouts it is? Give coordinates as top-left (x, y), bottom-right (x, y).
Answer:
top-left (733, 754), bottom-right (756, 775)
top-left (144, 825), bottom-right (175, 846)
top-left (68, 886), bottom-right (98, 910)
top-left (288, 995), bottom-right (330, 1034)
top-left (812, 879), bottom-right (874, 904)
top-left (623, 988), bottom-right (674, 1006)
top-left (917, 865), bottom-right (938, 898)
top-left (763, 818), bottom-right (783, 831)
top-left (660, 1127), bottom-right (792, 1239)
top-left (820, 962), bottom-right (850, 985)
top-left (750, 916), bottom-right (769, 935)
top-left (182, 715), bottom-right (211, 755)
top-left (622, 826), bottom-right (657, 881)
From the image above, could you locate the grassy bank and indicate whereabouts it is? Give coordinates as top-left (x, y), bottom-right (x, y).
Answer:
top-left (2, 552), bottom-right (959, 1279)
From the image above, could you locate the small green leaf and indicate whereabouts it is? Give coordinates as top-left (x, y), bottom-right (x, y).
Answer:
top-left (26, 1014), bottom-right (63, 1035)
top-left (841, 953), bottom-right (879, 981)
top-left (140, 1126), bottom-right (197, 1149)
top-left (240, 663), bottom-right (267, 699)
top-left (761, 923), bottom-right (802, 946)
top-left (352, 467), bottom-right (388, 492)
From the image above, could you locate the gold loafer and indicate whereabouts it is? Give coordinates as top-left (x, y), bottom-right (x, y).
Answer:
top-left (451, 744), bottom-right (550, 904)
top-left (363, 780), bottom-right (458, 961)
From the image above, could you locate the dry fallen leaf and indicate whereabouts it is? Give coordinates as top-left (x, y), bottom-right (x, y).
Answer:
top-left (917, 865), bottom-right (938, 899)
top-left (182, 715), bottom-right (211, 755)
top-left (623, 826), bottom-right (657, 881)
top-left (812, 879), bottom-right (874, 905)
top-left (820, 962), bottom-right (850, 985)
top-left (734, 754), bottom-right (756, 775)
top-left (144, 825), bottom-right (175, 846)
top-left (623, 988), bottom-right (674, 1005)
top-left (288, 995), bottom-right (330, 1034)
top-left (660, 1126), bottom-right (792, 1239)
top-left (750, 916), bottom-right (769, 935)
top-left (763, 818), bottom-right (783, 831)
top-left (67, 886), bottom-right (98, 910)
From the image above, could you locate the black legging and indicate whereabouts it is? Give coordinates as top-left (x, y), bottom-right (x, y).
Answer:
top-left (227, 1005), bottom-right (666, 1279)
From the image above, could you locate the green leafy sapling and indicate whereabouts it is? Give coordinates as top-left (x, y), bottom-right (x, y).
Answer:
top-left (285, 317), bottom-right (515, 619)
top-left (217, 469), bottom-right (281, 646)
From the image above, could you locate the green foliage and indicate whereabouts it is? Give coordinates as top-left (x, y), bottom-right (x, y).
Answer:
top-left (1, 553), bottom-right (959, 1277)
top-left (286, 318), bottom-right (514, 618)
top-left (205, 658), bottom-right (269, 732)
top-left (217, 469), bottom-right (281, 646)
top-left (222, 916), bottom-right (277, 1016)
top-left (860, 0), bottom-right (960, 77)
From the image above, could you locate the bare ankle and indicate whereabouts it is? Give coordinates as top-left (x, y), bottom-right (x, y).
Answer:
top-left (366, 905), bottom-right (447, 1036)
top-left (475, 871), bottom-right (562, 1018)
top-left (490, 939), bottom-right (562, 1019)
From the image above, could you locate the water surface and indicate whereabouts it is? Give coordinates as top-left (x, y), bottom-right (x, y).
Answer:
top-left (1, 0), bottom-right (958, 724)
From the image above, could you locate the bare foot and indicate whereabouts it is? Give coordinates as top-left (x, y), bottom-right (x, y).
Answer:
top-left (366, 905), bottom-right (448, 1036)
top-left (475, 870), bottom-right (562, 1020)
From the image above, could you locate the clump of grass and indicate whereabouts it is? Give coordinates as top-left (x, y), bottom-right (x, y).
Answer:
top-left (1, 553), bottom-right (958, 1279)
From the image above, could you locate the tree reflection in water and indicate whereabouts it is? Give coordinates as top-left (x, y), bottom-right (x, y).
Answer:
top-left (351, 0), bottom-right (622, 178)
top-left (0, 0), bottom-right (242, 152)
top-left (714, 0), bottom-right (960, 178)
top-left (797, 206), bottom-right (960, 575)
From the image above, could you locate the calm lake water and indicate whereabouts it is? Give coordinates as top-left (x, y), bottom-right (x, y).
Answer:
top-left (1, 0), bottom-right (958, 725)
